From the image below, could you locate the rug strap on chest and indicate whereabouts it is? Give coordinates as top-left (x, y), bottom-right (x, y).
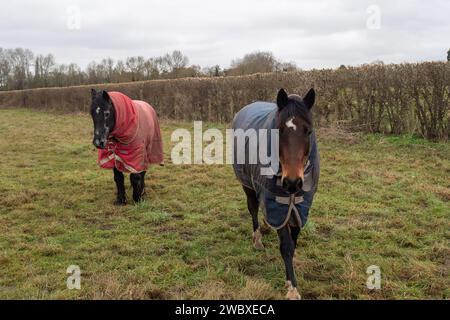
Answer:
top-left (264, 194), bottom-right (304, 230)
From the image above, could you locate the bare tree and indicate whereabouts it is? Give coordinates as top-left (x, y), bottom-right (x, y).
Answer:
top-left (202, 65), bottom-right (222, 77)
top-left (100, 58), bottom-right (115, 82)
top-left (228, 51), bottom-right (299, 76)
top-left (143, 58), bottom-right (159, 80)
top-left (156, 55), bottom-right (171, 76)
top-left (126, 56), bottom-right (145, 81)
top-left (52, 64), bottom-right (69, 87)
top-left (0, 48), bottom-right (11, 88)
top-left (7, 48), bottom-right (34, 89)
top-left (1, 47), bottom-right (302, 90)
top-left (276, 61), bottom-right (298, 72)
top-left (34, 54), bottom-right (55, 87)
top-left (171, 50), bottom-right (189, 70)
top-left (86, 62), bottom-right (97, 84)
top-left (114, 60), bottom-right (127, 82)
top-left (229, 51), bottom-right (278, 75)
top-left (66, 63), bottom-right (85, 86)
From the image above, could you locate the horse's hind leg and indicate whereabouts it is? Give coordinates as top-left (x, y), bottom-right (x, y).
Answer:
top-left (140, 171), bottom-right (146, 197)
top-left (113, 167), bottom-right (127, 205)
top-left (242, 185), bottom-right (264, 250)
top-left (130, 171), bottom-right (146, 203)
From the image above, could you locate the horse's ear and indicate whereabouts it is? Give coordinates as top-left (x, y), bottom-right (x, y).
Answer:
top-left (102, 90), bottom-right (110, 101)
top-left (303, 88), bottom-right (315, 109)
top-left (90, 88), bottom-right (97, 100)
top-left (277, 88), bottom-right (289, 110)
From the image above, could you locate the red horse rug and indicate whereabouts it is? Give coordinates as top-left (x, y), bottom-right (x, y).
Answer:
top-left (97, 91), bottom-right (164, 173)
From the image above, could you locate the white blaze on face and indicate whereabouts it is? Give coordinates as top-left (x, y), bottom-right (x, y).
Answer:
top-left (96, 107), bottom-right (100, 114)
top-left (286, 117), bottom-right (296, 131)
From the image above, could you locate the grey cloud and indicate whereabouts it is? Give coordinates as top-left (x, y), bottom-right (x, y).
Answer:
top-left (0, 0), bottom-right (448, 69)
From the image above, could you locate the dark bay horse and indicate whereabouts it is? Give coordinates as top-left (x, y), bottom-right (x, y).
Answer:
top-left (232, 88), bottom-right (320, 299)
top-left (90, 89), bottom-right (164, 204)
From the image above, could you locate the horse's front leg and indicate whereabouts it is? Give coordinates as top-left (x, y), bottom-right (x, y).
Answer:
top-left (243, 186), bottom-right (264, 250)
top-left (130, 171), bottom-right (146, 203)
top-left (113, 167), bottom-right (127, 205)
top-left (277, 225), bottom-right (301, 300)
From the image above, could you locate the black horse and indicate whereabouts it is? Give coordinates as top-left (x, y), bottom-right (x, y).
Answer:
top-left (90, 89), bottom-right (164, 205)
top-left (232, 88), bottom-right (320, 299)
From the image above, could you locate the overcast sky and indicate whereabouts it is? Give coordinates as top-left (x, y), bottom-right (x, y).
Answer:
top-left (1, 0), bottom-right (449, 70)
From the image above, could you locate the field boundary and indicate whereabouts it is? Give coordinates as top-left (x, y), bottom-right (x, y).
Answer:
top-left (0, 62), bottom-right (448, 139)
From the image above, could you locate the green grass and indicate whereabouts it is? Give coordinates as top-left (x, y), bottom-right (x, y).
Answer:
top-left (0, 108), bottom-right (448, 300)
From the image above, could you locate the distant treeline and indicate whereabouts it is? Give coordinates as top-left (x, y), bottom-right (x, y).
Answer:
top-left (0, 62), bottom-right (447, 140)
top-left (0, 48), bottom-right (297, 91)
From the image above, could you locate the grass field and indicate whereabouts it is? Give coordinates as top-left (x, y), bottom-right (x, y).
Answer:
top-left (0, 108), bottom-right (448, 299)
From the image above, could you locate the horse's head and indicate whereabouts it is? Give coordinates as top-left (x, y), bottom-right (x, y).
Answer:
top-left (90, 89), bottom-right (115, 149)
top-left (276, 88), bottom-right (315, 194)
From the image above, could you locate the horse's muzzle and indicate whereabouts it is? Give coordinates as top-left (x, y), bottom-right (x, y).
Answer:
top-left (93, 137), bottom-right (107, 149)
top-left (282, 177), bottom-right (303, 194)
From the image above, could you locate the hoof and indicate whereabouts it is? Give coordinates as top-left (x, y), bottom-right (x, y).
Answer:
top-left (114, 198), bottom-right (127, 206)
top-left (133, 188), bottom-right (145, 203)
top-left (252, 229), bottom-right (264, 250)
top-left (285, 281), bottom-right (301, 300)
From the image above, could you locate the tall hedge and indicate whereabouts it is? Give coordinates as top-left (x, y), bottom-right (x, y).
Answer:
top-left (0, 62), bottom-right (448, 140)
